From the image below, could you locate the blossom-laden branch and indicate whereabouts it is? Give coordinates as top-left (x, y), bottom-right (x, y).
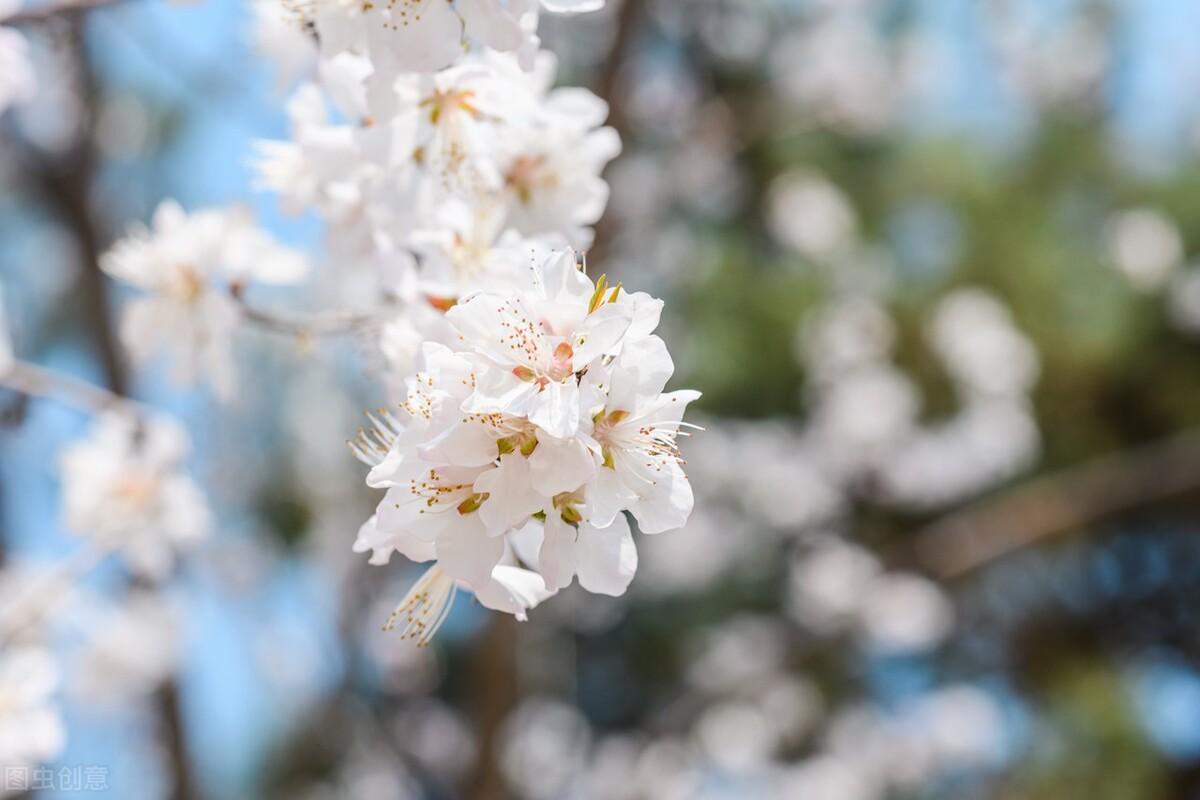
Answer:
top-left (0, 356), bottom-right (211, 593)
top-left (228, 282), bottom-right (400, 338)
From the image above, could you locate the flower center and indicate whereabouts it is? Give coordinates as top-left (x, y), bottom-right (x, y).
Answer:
top-left (504, 155), bottom-right (554, 205)
top-left (422, 88), bottom-right (480, 126)
top-left (113, 470), bottom-right (160, 512)
top-left (511, 342), bottom-right (574, 390)
top-left (170, 265), bottom-right (204, 305)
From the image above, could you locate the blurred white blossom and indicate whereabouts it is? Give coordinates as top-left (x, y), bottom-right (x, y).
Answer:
top-left (767, 172), bottom-right (859, 262)
top-left (1104, 208), bottom-right (1184, 293)
top-left (0, 646), bottom-right (64, 777)
top-left (70, 592), bottom-right (178, 702)
top-left (101, 200), bottom-right (308, 400)
top-left (59, 412), bottom-right (210, 580)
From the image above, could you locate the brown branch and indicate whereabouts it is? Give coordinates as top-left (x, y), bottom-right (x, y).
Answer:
top-left (3, 0), bottom-right (133, 25)
top-left (463, 614), bottom-right (519, 800)
top-left (229, 283), bottom-right (399, 338)
top-left (588, 0), bottom-right (643, 266)
top-left (914, 428), bottom-right (1200, 578)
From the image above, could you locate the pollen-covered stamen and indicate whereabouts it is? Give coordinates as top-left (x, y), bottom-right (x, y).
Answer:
top-left (379, 0), bottom-right (440, 32)
top-left (593, 409), bottom-right (698, 478)
top-left (400, 370), bottom-right (439, 422)
top-left (349, 408), bottom-right (404, 466)
top-left (383, 565), bottom-right (457, 647)
top-left (421, 88), bottom-right (482, 125)
top-left (512, 342), bottom-right (572, 390)
top-left (406, 468), bottom-right (476, 512)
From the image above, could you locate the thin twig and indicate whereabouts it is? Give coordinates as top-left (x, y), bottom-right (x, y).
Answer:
top-left (1, 360), bottom-right (142, 417)
top-left (914, 428), bottom-right (1200, 578)
top-left (0, 545), bottom-right (112, 645)
top-left (229, 283), bottom-right (400, 338)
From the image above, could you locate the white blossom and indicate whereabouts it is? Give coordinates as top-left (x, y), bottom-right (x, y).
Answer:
top-left (70, 592), bottom-right (178, 703)
top-left (1104, 207), bottom-right (1184, 292)
top-left (352, 249), bottom-right (699, 643)
top-left (101, 200), bottom-right (308, 399)
top-left (0, 18), bottom-right (35, 117)
top-left (0, 646), bottom-right (64, 774)
top-left (59, 412), bottom-right (211, 580)
top-left (249, 0), bottom-right (319, 90)
top-left (310, 0), bottom-right (605, 76)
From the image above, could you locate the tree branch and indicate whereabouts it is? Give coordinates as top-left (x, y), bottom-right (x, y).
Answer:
top-left (914, 428), bottom-right (1200, 578)
top-left (588, 0), bottom-right (643, 266)
top-left (4, 0), bottom-right (132, 26)
top-left (14, 15), bottom-right (199, 800)
top-left (229, 283), bottom-right (399, 338)
top-left (1, 360), bottom-right (141, 416)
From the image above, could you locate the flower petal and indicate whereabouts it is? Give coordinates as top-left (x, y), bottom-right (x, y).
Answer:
top-left (436, 513), bottom-right (502, 587)
top-left (538, 512), bottom-right (578, 592)
top-left (576, 513), bottom-right (637, 596)
top-left (528, 433), bottom-right (595, 496)
top-left (474, 454), bottom-right (545, 535)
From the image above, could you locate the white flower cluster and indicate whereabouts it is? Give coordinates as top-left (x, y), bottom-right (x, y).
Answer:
top-left (307, 0), bottom-right (602, 76)
top-left (353, 250), bottom-right (699, 642)
top-left (97, 0), bottom-right (691, 640)
top-left (249, 43), bottom-right (620, 283)
top-left (103, 1), bottom-right (622, 403)
top-left (0, 646), bottom-right (63, 780)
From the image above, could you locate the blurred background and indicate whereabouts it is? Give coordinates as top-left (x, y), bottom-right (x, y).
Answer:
top-left (6, 0), bottom-right (1200, 797)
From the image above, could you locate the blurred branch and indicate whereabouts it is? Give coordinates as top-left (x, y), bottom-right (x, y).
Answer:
top-left (915, 428), bottom-right (1200, 578)
top-left (4, 0), bottom-right (133, 25)
top-left (15, 16), bottom-right (200, 800)
top-left (589, 0), bottom-right (643, 265)
top-left (156, 681), bottom-right (197, 800)
top-left (596, 0), bottom-right (641, 134)
top-left (229, 283), bottom-right (399, 339)
top-left (463, 614), bottom-right (519, 800)
top-left (1, 360), bottom-right (141, 416)
top-left (0, 545), bottom-right (111, 644)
